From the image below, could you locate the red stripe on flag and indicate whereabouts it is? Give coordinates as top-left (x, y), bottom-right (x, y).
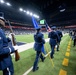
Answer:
top-left (47, 26), bottom-right (52, 32)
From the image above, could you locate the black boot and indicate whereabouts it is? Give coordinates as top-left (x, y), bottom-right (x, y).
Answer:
top-left (32, 67), bottom-right (39, 72)
top-left (42, 57), bottom-right (46, 62)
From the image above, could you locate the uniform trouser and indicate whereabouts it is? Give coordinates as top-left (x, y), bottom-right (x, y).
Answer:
top-left (50, 45), bottom-right (55, 58)
top-left (33, 51), bottom-right (44, 71)
top-left (74, 38), bottom-right (76, 46)
top-left (3, 63), bottom-right (14, 75)
top-left (57, 42), bottom-right (60, 51)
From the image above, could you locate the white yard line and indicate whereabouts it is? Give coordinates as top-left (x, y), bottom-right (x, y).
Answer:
top-left (23, 67), bottom-right (33, 75)
top-left (18, 39), bottom-right (49, 53)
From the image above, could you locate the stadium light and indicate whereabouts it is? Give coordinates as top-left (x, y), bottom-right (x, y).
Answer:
top-left (24, 10), bottom-right (26, 12)
top-left (0, 0), bottom-right (4, 3)
top-left (33, 14), bottom-right (39, 18)
top-left (26, 11), bottom-right (30, 14)
top-left (30, 12), bottom-right (33, 16)
top-left (6, 2), bottom-right (11, 6)
top-left (0, 0), bottom-right (40, 18)
top-left (33, 14), bottom-right (37, 17)
top-left (19, 8), bottom-right (23, 11)
top-left (37, 16), bottom-right (39, 18)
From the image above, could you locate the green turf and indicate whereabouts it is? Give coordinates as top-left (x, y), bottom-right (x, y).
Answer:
top-left (15, 33), bottom-right (48, 43)
top-left (62, 38), bottom-right (76, 75)
top-left (12, 48), bottom-right (35, 75)
top-left (15, 34), bottom-right (34, 43)
top-left (0, 34), bottom-right (75, 75)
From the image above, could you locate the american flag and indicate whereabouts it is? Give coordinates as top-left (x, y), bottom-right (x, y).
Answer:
top-left (45, 20), bottom-right (52, 32)
top-left (47, 26), bottom-right (52, 32)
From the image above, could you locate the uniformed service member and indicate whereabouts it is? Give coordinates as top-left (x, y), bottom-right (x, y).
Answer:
top-left (33, 26), bottom-right (45, 72)
top-left (56, 28), bottom-right (63, 51)
top-left (0, 12), bottom-right (17, 75)
top-left (48, 26), bottom-right (59, 59)
top-left (73, 30), bottom-right (76, 46)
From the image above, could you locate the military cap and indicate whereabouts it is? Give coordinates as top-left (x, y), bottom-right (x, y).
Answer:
top-left (51, 26), bottom-right (56, 29)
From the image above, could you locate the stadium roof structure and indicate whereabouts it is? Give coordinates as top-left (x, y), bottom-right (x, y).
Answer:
top-left (0, 0), bottom-right (76, 27)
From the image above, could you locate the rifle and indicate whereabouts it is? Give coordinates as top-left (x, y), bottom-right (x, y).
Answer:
top-left (8, 20), bottom-right (20, 61)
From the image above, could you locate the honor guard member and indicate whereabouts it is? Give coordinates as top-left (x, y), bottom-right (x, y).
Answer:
top-left (33, 26), bottom-right (45, 72)
top-left (0, 12), bottom-right (17, 75)
top-left (73, 30), bottom-right (76, 46)
top-left (56, 28), bottom-right (63, 51)
top-left (48, 26), bottom-right (59, 59)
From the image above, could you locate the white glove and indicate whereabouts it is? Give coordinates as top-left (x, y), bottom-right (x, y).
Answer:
top-left (13, 45), bottom-right (19, 50)
top-left (55, 45), bottom-right (57, 48)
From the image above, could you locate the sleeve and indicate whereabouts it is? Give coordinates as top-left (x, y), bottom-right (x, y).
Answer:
top-left (1, 46), bottom-right (15, 55)
top-left (0, 30), bottom-right (15, 55)
top-left (61, 32), bottom-right (63, 37)
top-left (7, 37), bottom-right (11, 42)
top-left (41, 34), bottom-right (45, 44)
top-left (34, 34), bottom-right (37, 42)
top-left (40, 34), bottom-right (45, 44)
top-left (38, 33), bottom-right (45, 44)
top-left (56, 32), bottom-right (60, 42)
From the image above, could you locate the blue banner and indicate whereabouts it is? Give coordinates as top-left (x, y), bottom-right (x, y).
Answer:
top-left (32, 16), bottom-right (38, 29)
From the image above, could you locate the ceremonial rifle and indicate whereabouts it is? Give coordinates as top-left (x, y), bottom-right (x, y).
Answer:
top-left (8, 20), bottom-right (20, 61)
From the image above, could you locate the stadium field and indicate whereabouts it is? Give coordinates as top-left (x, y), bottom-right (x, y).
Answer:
top-left (15, 33), bottom-right (48, 43)
top-left (0, 34), bottom-right (76, 75)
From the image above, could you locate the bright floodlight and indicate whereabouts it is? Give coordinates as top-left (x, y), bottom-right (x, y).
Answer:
top-left (30, 12), bottom-right (33, 16)
top-left (37, 16), bottom-right (39, 18)
top-left (0, 0), bottom-right (4, 3)
top-left (33, 14), bottom-right (39, 18)
top-left (24, 10), bottom-right (26, 12)
top-left (26, 11), bottom-right (30, 14)
top-left (19, 8), bottom-right (23, 11)
top-left (33, 14), bottom-right (37, 17)
top-left (6, 2), bottom-right (11, 6)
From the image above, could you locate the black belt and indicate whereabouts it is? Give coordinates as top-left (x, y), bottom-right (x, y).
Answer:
top-left (50, 38), bottom-right (56, 40)
top-left (35, 42), bottom-right (42, 44)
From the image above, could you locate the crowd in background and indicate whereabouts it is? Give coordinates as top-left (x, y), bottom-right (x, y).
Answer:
top-left (4, 26), bottom-right (75, 35)
top-left (5, 27), bottom-right (47, 35)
